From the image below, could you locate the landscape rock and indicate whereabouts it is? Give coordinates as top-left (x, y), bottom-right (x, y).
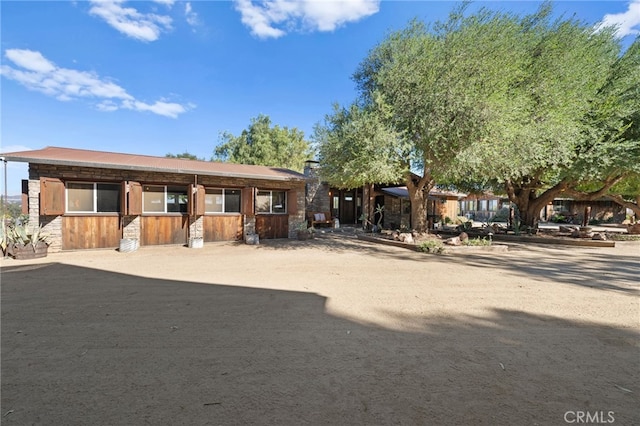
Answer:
top-left (399, 233), bottom-right (414, 244)
top-left (560, 225), bottom-right (578, 233)
top-left (445, 236), bottom-right (462, 246)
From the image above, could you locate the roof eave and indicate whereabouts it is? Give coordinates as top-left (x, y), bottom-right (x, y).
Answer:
top-left (3, 156), bottom-right (306, 183)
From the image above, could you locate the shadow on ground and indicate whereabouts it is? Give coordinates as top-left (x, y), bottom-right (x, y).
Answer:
top-left (2, 263), bottom-right (638, 425)
top-left (258, 235), bottom-right (639, 294)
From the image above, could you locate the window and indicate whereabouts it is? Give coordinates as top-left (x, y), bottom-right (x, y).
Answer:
top-left (205, 188), bottom-right (241, 213)
top-left (488, 200), bottom-right (498, 211)
top-left (67, 182), bottom-right (121, 213)
top-left (256, 190), bottom-right (286, 214)
top-left (143, 185), bottom-right (188, 213)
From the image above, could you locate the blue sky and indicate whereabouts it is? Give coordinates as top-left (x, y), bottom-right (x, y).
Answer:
top-left (2, 0), bottom-right (639, 195)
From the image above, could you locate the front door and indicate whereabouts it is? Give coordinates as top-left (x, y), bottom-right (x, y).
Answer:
top-left (341, 190), bottom-right (355, 224)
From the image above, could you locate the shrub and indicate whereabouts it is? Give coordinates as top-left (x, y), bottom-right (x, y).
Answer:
top-left (464, 237), bottom-right (491, 246)
top-left (418, 240), bottom-right (445, 254)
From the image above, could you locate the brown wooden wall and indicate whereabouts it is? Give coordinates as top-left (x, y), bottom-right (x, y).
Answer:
top-left (141, 216), bottom-right (188, 246)
top-left (62, 216), bottom-right (121, 250)
top-left (203, 215), bottom-right (243, 241)
top-left (256, 215), bottom-right (289, 239)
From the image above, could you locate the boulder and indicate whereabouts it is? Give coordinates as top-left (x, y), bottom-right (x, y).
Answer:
top-left (399, 233), bottom-right (414, 244)
top-left (445, 236), bottom-right (462, 246)
top-left (559, 225), bottom-right (578, 233)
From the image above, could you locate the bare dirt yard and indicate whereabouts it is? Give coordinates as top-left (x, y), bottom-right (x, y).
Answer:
top-left (1, 234), bottom-right (638, 425)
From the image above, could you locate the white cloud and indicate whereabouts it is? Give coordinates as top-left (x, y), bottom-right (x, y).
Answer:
top-left (598, 0), bottom-right (640, 37)
top-left (234, 0), bottom-right (380, 39)
top-left (1, 49), bottom-right (192, 119)
top-left (89, 0), bottom-right (173, 42)
top-left (185, 2), bottom-right (200, 28)
top-left (0, 145), bottom-right (33, 154)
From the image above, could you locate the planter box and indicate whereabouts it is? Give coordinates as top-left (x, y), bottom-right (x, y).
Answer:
top-left (9, 243), bottom-right (49, 260)
top-left (297, 231), bottom-right (314, 240)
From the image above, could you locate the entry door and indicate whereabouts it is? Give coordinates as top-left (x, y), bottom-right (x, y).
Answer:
top-left (342, 190), bottom-right (355, 224)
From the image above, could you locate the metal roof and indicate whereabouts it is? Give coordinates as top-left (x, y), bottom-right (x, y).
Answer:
top-left (1, 146), bottom-right (307, 182)
top-left (381, 186), bottom-right (467, 199)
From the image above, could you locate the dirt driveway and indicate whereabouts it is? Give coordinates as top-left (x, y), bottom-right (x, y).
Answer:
top-left (1, 235), bottom-right (638, 425)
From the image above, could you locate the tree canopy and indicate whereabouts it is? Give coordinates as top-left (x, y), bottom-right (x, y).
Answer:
top-left (214, 114), bottom-right (312, 172)
top-left (165, 151), bottom-right (203, 161)
top-left (315, 3), bottom-right (639, 229)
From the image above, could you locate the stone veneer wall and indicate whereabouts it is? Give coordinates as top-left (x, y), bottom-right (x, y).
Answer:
top-left (304, 163), bottom-right (330, 213)
top-left (28, 163), bottom-right (306, 251)
top-left (288, 188), bottom-right (307, 238)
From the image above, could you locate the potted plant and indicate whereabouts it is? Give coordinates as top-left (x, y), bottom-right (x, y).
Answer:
top-left (296, 222), bottom-right (315, 240)
top-left (4, 222), bottom-right (50, 260)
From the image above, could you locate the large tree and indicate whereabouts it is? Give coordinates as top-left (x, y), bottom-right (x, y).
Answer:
top-left (456, 17), bottom-right (638, 227)
top-left (214, 114), bottom-right (312, 172)
top-left (318, 7), bottom-right (522, 231)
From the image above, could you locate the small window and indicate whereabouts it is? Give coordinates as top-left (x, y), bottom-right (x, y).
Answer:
top-left (143, 185), bottom-right (188, 213)
top-left (205, 188), bottom-right (241, 213)
top-left (67, 182), bottom-right (121, 213)
top-left (256, 190), bottom-right (287, 214)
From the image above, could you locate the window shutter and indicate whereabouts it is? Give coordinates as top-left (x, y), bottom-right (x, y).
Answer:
top-left (188, 184), bottom-right (195, 216)
top-left (21, 179), bottom-right (29, 215)
top-left (242, 187), bottom-right (255, 216)
top-left (127, 181), bottom-right (142, 215)
top-left (40, 177), bottom-right (65, 215)
top-left (120, 181), bottom-right (128, 215)
top-left (287, 189), bottom-right (297, 215)
top-left (196, 185), bottom-right (206, 216)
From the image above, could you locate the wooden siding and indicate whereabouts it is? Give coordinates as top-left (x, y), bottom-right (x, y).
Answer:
top-left (141, 215), bottom-right (188, 246)
top-left (203, 215), bottom-right (243, 241)
top-left (256, 214), bottom-right (288, 239)
top-left (62, 216), bottom-right (121, 250)
top-left (40, 177), bottom-right (65, 215)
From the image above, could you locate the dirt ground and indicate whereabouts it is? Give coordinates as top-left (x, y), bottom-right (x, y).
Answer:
top-left (1, 234), bottom-right (638, 425)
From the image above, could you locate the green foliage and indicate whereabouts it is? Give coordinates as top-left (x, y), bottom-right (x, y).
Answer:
top-left (2, 220), bottom-right (49, 254)
top-left (464, 237), bottom-right (491, 246)
top-left (1, 197), bottom-right (23, 219)
top-left (165, 152), bottom-right (204, 161)
top-left (418, 239), bottom-right (445, 254)
top-left (314, 97), bottom-right (407, 189)
top-left (214, 114), bottom-right (312, 172)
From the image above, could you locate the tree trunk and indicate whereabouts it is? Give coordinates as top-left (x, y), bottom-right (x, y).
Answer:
top-left (406, 172), bottom-right (434, 232)
top-left (506, 179), bottom-right (569, 229)
top-left (605, 194), bottom-right (640, 218)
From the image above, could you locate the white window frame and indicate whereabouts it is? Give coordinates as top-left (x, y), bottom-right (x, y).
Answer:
top-left (66, 181), bottom-right (120, 213)
top-left (256, 190), bottom-right (287, 214)
top-left (142, 185), bottom-right (188, 214)
top-left (205, 188), bottom-right (242, 214)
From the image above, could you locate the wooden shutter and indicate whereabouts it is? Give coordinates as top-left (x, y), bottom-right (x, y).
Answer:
top-left (40, 177), bottom-right (65, 215)
top-left (127, 181), bottom-right (142, 215)
top-left (196, 185), bottom-right (206, 216)
top-left (287, 189), bottom-right (297, 215)
top-left (21, 180), bottom-right (29, 215)
top-left (242, 187), bottom-right (255, 216)
top-left (120, 181), bottom-right (128, 215)
top-left (188, 184), bottom-right (195, 216)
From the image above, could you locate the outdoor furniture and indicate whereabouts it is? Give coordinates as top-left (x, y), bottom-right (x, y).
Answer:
top-left (307, 212), bottom-right (335, 228)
